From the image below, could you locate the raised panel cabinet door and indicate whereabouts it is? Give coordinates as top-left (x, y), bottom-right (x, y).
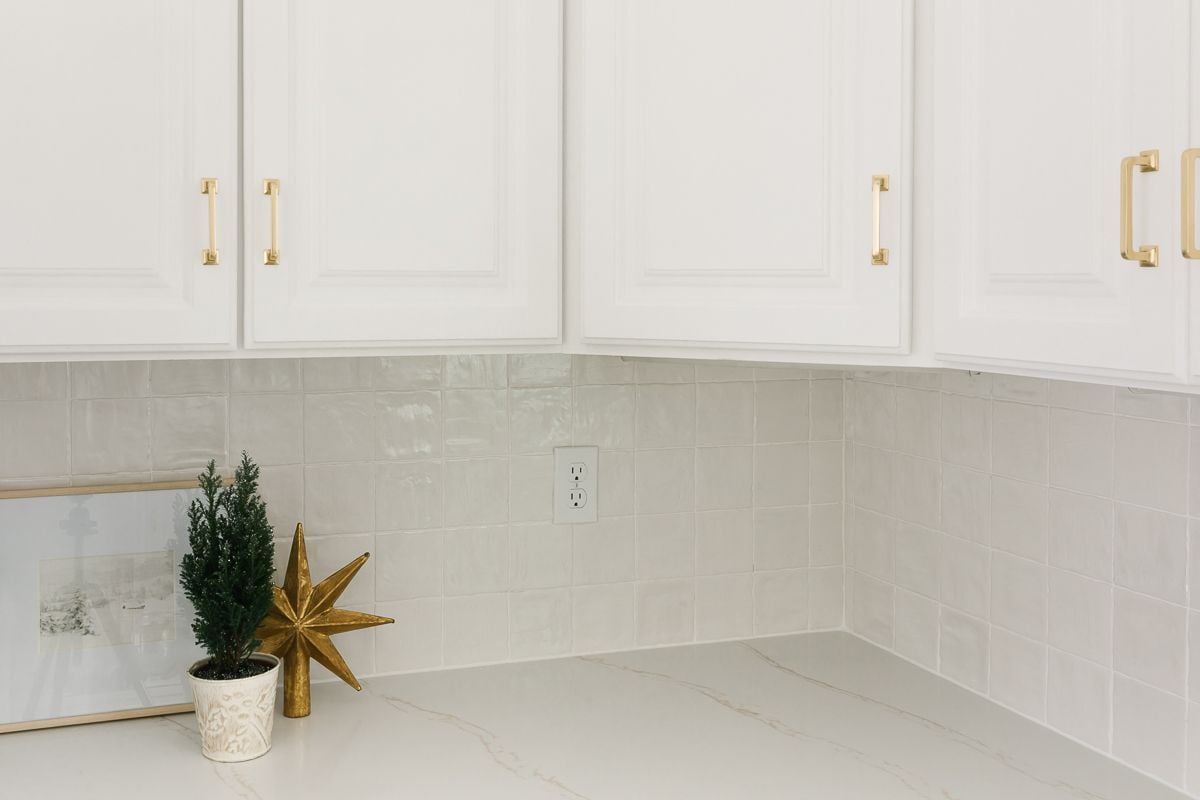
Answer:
top-left (576, 0), bottom-right (911, 351)
top-left (934, 0), bottom-right (1191, 381)
top-left (0, 2), bottom-right (238, 354)
top-left (245, 0), bottom-right (562, 347)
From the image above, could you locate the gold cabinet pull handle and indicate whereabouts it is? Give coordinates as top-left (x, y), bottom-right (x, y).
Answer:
top-left (871, 174), bottom-right (890, 266)
top-left (1184, 148), bottom-right (1200, 260)
top-left (263, 178), bottom-right (281, 266)
top-left (1120, 149), bottom-right (1159, 267)
top-left (201, 178), bottom-right (219, 266)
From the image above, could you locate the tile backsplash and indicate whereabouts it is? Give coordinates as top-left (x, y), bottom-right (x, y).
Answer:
top-left (844, 370), bottom-right (1200, 794)
top-left (9, 354), bottom-right (1200, 792)
top-left (0, 356), bottom-right (842, 680)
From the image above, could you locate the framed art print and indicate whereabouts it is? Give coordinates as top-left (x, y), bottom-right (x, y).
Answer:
top-left (0, 481), bottom-right (206, 732)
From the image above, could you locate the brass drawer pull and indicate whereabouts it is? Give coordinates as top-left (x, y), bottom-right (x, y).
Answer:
top-left (1184, 148), bottom-right (1200, 260)
top-left (201, 178), bottom-right (219, 266)
top-left (871, 174), bottom-right (890, 266)
top-left (1120, 149), bottom-right (1158, 267)
top-left (263, 178), bottom-right (281, 266)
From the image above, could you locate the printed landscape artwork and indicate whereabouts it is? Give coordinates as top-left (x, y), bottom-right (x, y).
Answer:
top-left (0, 482), bottom-right (207, 732)
top-left (38, 551), bottom-right (176, 652)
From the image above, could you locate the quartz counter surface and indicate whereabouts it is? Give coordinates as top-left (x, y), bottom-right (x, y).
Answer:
top-left (0, 632), bottom-right (1184, 799)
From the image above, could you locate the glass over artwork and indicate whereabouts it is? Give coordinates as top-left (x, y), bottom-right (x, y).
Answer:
top-left (0, 482), bottom-right (205, 731)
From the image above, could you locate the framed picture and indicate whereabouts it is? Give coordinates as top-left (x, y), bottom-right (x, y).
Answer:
top-left (0, 481), bottom-right (205, 733)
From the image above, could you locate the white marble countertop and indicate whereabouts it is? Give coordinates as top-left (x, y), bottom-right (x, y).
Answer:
top-left (0, 632), bottom-right (1186, 800)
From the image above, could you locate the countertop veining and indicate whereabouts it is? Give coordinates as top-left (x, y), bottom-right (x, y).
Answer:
top-left (0, 632), bottom-right (1184, 799)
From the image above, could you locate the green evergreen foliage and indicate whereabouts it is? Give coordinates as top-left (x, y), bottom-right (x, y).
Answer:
top-left (179, 453), bottom-right (275, 679)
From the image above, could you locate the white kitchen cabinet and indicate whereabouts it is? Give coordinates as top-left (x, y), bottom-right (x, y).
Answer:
top-left (574, 0), bottom-right (911, 352)
top-left (933, 0), bottom-right (1192, 382)
top-left (0, 1), bottom-right (238, 354)
top-left (244, 0), bottom-right (562, 348)
top-left (1189, 8), bottom-right (1200, 381)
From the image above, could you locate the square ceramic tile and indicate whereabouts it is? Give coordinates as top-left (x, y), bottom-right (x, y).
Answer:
top-left (69, 399), bottom-right (147, 475)
top-left (443, 594), bottom-right (508, 666)
top-left (634, 449), bottom-right (695, 514)
top-left (939, 608), bottom-right (989, 692)
top-left (572, 384), bottom-right (636, 449)
top-left (636, 513), bottom-right (695, 580)
top-left (695, 509), bottom-right (754, 576)
top-left (696, 381), bottom-right (754, 445)
top-left (305, 393), bottom-right (374, 462)
top-left (573, 517), bottom-right (635, 585)
top-left (940, 393), bottom-right (990, 471)
top-left (756, 506), bottom-right (810, 571)
top-left (754, 569), bottom-right (808, 634)
top-left (695, 573), bottom-right (753, 640)
top-left (1047, 489), bottom-right (1113, 581)
top-left (444, 355), bottom-right (506, 388)
top-left (509, 387), bottom-right (571, 454)
top-left (443, 526), bottom-right (509, 596)
top-left (375, 356), bottom-right (442, 390)
top-left (695, 446), bottom-right (753, 510)
top-left (375, 461), bottom-right (443, 531)
top-left (443, 390), bottom-right (508, 456)
top-left (229, 359), bottom-right (300, 394)
top-left (848, 571), bottom-right (894, 647)
top-left (894, 387), bottom-right (940, 459)
top-left (375, 530), bottom-right (443, 600)
top-left (508, 354), bottom-right (572, 387)
top-left (509, 523), bottom-right (572, 590)
top-left (376, 598), bottom-right (442, 673)
top-left (509, 589), bottom-right (571, 659)
top-left (151, 396), bottom-right (226, 470)
top-left (636, 384), bottom-right (696, 449)
top-left (754, 380), bottom-right (809, 444)
top-left (1046, 649), bottom-right (1110, 750)
top-left (1114, 416), bottom-right (1188, 514)
top-left (894, 589), bottom-right (938, 668)
top-left (376, 391), bottom-right (442, 460)
top-left (991, 401), bottom-right (1048, 483)
top-left (2, 400), bottom-right (70, 478)
top-left (989, 628), bottom-right (1046, 720)
top-left (443, 458), bottom-right (508, 526)
top-left (895, 523), bottom-right (940, 599)
top-left (1112, 675), bottom-right (1186, 786)
top-left (1049, 408), bottom-right (1114, 496)
top-left (1047, 568), bottom-right (1111, 665)
top-left (229, 393), bottom-right (303, 466)
top-left (809, 567), bottom-right (844, 629)
top-left (1114, 503), bottom-right (1186, 603)
top-left (1113, 589), bottom-right (1186, 694)
top-left (572, 583), bottom-right (635, 653)
top-left (990, 552), bottom-right (1046, 641)
top-left (70, 361), bottom-right (150, 399)
top-left (755, 443), bottom-right (810, 507)
top-left (636, 579), bottom-right (694, 645)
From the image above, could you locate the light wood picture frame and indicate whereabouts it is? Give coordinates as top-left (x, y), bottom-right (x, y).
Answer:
top-left (0, 480), bottom-right (206, 733)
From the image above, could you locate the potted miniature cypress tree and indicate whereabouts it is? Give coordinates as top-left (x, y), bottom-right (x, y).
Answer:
top-left (180, 453), bottom-right (280, 762)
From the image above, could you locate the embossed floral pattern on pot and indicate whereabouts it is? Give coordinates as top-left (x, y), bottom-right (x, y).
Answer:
top-left (187, 653), bottom-right (280, 762)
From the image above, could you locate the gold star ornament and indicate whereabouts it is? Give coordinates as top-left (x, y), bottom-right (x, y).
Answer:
top-left (256, 523), bottom-right (394, 718)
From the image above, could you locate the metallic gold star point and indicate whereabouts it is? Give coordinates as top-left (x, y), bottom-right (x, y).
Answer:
top-left (256, 523), bottom-right (394, 718)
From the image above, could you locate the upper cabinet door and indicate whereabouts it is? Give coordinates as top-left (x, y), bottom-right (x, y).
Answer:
top-left (1189, 8), bottom-right (1200, 381)
top-left (0, 2), bottom-right (238, 354)
top-left (245, 0), bottom-right (562, 348)
top-left (575, 0), bottom-right (911, 352)
top-left (933, 0), bottom-right (1191, 381)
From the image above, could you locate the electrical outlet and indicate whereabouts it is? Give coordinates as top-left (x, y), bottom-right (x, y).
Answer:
top-left (554, 446), bottom-right (598, 524)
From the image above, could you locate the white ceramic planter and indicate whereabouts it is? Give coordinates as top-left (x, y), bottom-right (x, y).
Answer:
top-left (187, 653), bottom-right (281, 762)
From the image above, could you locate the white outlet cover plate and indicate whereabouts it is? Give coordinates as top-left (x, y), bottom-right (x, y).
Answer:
top-left (554, 445), bottom-right (598, 524)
